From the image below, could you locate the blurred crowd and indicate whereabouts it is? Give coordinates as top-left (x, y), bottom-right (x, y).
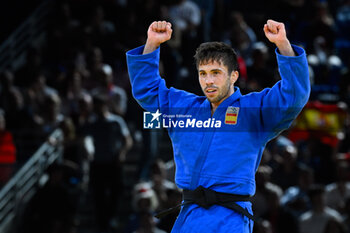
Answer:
top-left (1, 0), bottom-right (350, 232)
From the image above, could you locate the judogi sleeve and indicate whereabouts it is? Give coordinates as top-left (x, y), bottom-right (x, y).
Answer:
top-left (251, 45), bottom-right (311, 141)
top-left (126, 45), bottom-right (198, 114)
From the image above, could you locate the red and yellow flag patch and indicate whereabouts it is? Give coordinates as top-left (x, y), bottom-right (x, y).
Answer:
top-left (225, 106), bottom-right (239, 125)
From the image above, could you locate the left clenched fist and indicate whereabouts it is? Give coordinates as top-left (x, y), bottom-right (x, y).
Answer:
top-left (264, 19), bottom-right (294, 56)
top-left (263, 20), bottom-right (287, 45)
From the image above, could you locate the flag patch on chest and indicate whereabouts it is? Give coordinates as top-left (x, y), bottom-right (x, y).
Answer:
top-left (225, 106), bottom-right (239, 125)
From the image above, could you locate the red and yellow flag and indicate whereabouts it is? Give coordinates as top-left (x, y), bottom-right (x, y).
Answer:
top-left (225, 107), bottom-right (239, 125)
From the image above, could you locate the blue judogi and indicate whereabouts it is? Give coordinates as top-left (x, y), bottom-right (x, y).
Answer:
top-left (126, 45), bottom-right (310, 232)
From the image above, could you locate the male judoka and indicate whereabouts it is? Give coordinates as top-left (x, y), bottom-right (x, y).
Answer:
top-left (126, 19), bottom-right (310, 233)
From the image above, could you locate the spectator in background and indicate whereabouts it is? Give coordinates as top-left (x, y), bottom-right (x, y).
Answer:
top-left (3, 0), bottom-right (350, 232)
top-left (300, 184), bottom-right (343, 233)
top-left (220, 12), bottom-right (256, 91)
top-left (86, 5), bottom-right (116, 49)
top-left (271, 144), bottom-right (299, 190)
top-left (325, 161), bottom-right (350, 215)
top-left (47, 1), bottom-right (81, 65)
top-left (133, 211), bottom-right (166, 233)
top-left (299, 137), bottom-right (336, 184)
top-left (323, 218), bottom-right (347, 233)
top-left (246, 42), bottom-right (276, 92)
top-left (131, 0), bottom-right (162, 35)
top-left (252, 165), bottom-right (283, 218)
top-left (60, 69), bottom-right (89, 116)
top-left (14, 47), bottom-right (43, 88)
top-left (223, 12), bottom-right (257, 66)
top-left (343, 197), bottom-right (350, 232)
top-left (83, 94), bottom-right (132, 232)
top-left (89, 5), bottom-right (116, 34)
top-left (157, 187), bottom-right (182, 233)
top-left (23, 72), bottom-right (58, 128)
top-left (40, 93), bottom-right (64, 135)
top-left (83, 47), bottom-right (113, 90)
top-left (132, 182), bottom-right (159, 215)
top-left (168, 0), bottom-right (201, 37)
top-left (91, 66), bottom-right (128, 116)
top-left (339, 58), bottom-right (350, 107)
top-left (0, 70), bottom-right (24, 130)
top-left (304, 2), bottom-right (335, 53)
top-left (59, 118), bottom-right (90, 191)
top-left (261, 188), bottom-right (299, 233)
top-left (0, 109), bottom-right (16, 186)
top-left (147, 159), bottom-right (177, 211)
top-left (125, 182), bottom-right (159, 233)
top-left (71, 93), bottom-right (93, 134)
top-left (281, 165), bottom-right (314, 215)
top-left (253, 220), bottom-right (273, 233)
top-left (192, 0), bottom-right (214, 42)
top-left (307, 35), bottom-right (342, 86)
top-left (167, 0), bottom-right (201, 68)
top-left (21, 163), bottom-right (77, 233)
top-left (334, 0), bottom-right (350, 63)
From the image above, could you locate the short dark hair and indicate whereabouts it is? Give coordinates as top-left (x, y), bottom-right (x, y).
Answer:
top-left (194, 42), bottom-right (238, 74)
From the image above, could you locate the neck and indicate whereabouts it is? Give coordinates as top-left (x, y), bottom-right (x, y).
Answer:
top-left (210, 87), bottom-right (235, 115)
top-left (211, 105), bottom-right (217, 116)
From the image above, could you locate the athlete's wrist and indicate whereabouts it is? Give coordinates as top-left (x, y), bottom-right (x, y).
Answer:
top-left (143, 40), bottom-right (160, 54)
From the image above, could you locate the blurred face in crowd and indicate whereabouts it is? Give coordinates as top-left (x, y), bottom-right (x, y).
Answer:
top-left (198, 60), bottom-right (238, 107)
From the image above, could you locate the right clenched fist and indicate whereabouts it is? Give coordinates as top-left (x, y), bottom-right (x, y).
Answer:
top-left (143, 21), bottom-right (172, 54)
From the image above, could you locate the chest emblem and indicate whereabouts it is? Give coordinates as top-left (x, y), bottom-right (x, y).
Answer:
top-left (225, 106), bottom-right (239, 125)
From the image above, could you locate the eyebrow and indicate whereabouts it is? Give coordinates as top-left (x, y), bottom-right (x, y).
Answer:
top-left (199, 68), bottom-right (223, 73)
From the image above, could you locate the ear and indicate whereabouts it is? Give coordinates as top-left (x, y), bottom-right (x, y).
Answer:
top-left (230, 71), bottom-right (239, 84)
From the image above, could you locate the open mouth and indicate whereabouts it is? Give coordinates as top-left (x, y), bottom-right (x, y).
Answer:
top-left (206, 88), bottom-right (217, 94)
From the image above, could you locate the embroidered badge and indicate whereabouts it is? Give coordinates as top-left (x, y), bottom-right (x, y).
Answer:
top-left (225, 106), bottom-right (239, 125)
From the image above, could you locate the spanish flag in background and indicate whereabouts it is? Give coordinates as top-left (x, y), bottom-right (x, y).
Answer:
top-left (288, 101), bottom-right (347, 147)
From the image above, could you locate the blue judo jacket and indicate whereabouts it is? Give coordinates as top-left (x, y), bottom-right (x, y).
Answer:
top-left (126, 45), bottom-right (310, 233)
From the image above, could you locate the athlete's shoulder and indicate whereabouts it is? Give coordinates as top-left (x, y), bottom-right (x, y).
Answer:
top-left (240, 88), bottom-right (271, 106)
top-left (168, 87), bottom-right (205, 107)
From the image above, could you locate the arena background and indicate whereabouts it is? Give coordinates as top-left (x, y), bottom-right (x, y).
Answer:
top-left (0, 0), bottom-right (350, 232)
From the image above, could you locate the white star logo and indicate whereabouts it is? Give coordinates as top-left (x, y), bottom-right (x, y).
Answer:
top-left (150, 109), bottom-right (162, 122)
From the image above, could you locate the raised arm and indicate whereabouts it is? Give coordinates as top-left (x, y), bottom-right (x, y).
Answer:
top-left (126, 21), bottom-right (198, 113)
top-left (249, 20), bottom-right (310, 140)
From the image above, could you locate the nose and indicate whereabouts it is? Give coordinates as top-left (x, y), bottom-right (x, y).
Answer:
top-left (205, 75), bottom-right (214, 85)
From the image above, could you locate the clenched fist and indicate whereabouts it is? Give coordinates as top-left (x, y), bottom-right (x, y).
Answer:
top-left (143, 21), bottom-right (173, 54)
top-left (263, 20), bottom-right (295, 56)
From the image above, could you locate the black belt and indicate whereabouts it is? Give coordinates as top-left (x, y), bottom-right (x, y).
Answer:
top-left (155, 186), bottom-right (258, 222)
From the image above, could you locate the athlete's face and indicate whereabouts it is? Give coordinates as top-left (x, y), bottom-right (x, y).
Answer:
top-left (198, 60), bottom-right (238, 107)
